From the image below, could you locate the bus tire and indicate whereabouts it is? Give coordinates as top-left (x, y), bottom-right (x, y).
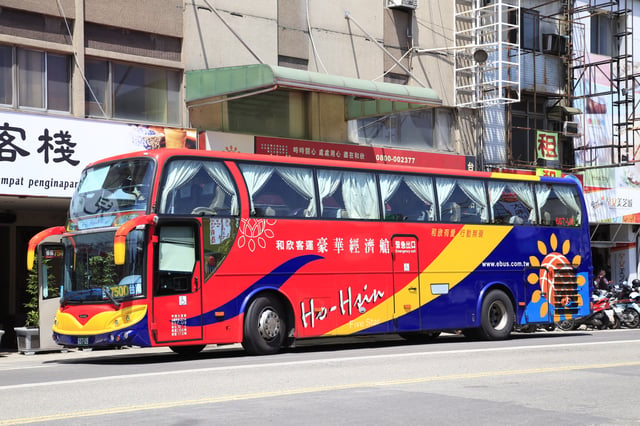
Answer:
top-left (169, 344), bottom-right (206, 356)
top-left (242, 295), bottom-right (286, 355)
top-left (477, 290), bottom-right (514, 340)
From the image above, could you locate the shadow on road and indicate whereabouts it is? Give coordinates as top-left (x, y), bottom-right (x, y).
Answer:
top-left (45, 329), bottom-right (594, 366)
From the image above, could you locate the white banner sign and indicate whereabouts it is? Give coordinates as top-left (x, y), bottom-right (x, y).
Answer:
top-left (0, 111), bottom-right (182, 198)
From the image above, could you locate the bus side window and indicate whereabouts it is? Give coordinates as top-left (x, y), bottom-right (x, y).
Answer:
top-left (436, 177), bottom-right (487, 224)
top-left (380, 173), bottom-right (435, 222)
top-left (240, 164), bottom-right (316, 218)
top-left (319, 170), bottom-right (379, 220)
top-left (156, 225), bottom-right (196, 296)
top-left (535, 183), bottom-right (581, 227)
top-left (489, 181), bottom-right (534, 225)
top-left (158, 160), bottom-right (238, 216)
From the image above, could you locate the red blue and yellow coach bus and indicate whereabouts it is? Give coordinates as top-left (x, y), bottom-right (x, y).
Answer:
top-left (28, 149), bottom-right (591, 355)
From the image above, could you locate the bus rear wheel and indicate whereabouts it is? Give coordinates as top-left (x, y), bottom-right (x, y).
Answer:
top-left (242, 296), bottom-right (286, 355)
top-left (477, 290), bottom-right (514, 340)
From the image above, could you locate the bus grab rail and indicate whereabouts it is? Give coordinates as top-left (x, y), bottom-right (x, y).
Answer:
top-left (27, 226), bottom-right (66, 271)
top-left (114, 214), bottom-right (158, 265)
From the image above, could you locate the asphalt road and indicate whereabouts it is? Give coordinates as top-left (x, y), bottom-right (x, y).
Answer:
top-left (1, 329), bottom-right (640, 425)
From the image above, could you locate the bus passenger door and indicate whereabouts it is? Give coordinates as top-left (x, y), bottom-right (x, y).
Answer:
top-left (392, 235), bottom-right (421, 331)
top-left (151, 223), bottom-right (203, 343)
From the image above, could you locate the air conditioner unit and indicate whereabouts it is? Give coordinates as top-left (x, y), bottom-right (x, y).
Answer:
top-left (563, 121), bottom-right (580, 137)
top-left (386, 0), bottom-right (418, 10)
top-left (543, 33), bottom-right (568, 55)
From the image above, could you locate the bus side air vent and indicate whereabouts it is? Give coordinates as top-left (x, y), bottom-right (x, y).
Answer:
top-left (552, 264), bottom-right (580, 316)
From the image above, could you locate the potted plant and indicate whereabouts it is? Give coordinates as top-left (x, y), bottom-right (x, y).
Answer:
top-left (14, 258), bottom-right (48, 354)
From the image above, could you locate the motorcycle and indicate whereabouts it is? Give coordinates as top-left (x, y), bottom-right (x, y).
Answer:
top-left (556, 289), bottom-right (618, 331)
top-left (609, 279), bottom-right (640, 328)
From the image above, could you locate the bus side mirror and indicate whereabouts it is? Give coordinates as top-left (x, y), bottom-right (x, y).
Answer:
top-left (27, 226), bottom-right (66, 270)
top-left (114, 214), bottom-right (158, 265)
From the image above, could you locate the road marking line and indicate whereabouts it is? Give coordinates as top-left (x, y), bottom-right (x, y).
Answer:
top-left (1, 338), bottom-right (640, 391)
top-left (3, 359), bottom-right (640, 425)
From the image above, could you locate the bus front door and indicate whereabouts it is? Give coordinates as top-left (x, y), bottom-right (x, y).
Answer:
top-left (152, 223), bottom-right (203, 343)
top-left (392, 235), bottom-right (421, 331)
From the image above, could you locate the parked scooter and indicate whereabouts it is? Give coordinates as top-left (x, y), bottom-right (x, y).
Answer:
top-left (556, 289), bottom-right (618, 330)
top-left (609, 279), bottom-right (640, 328)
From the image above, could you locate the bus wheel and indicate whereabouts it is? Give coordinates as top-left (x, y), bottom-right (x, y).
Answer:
top-left (399, 331), bottom-right (441, 343)
top-left (242, 296), bottom-right (286, 355)
top-left (478, 290), bottom-right (514, 340)
top-left (169, 345), bottom-right (206, 356)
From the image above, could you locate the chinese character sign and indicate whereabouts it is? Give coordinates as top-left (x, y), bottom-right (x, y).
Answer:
top-left (536, 130), bottom-right (558, 161)
top-left (0, 110), bottom-right (194, 198)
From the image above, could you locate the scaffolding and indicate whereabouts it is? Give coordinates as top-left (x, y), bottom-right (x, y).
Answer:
top-left (568, 0), bottom-right (638, 170)
top-left (452, 0), bottom-right (637, 171)
top-left (454, 0), bottom-right (521, 108)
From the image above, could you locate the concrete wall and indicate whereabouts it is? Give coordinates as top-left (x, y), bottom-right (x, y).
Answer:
top-left (0, 0), bottom-right (183, 36)
top-left (184, 0), bottom-right (456, 106)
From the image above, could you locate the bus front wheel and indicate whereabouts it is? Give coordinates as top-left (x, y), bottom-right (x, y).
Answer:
top-left (242, 296), bottom-right (286, 355)
top-left (477, 290), bottom-right (514, 340)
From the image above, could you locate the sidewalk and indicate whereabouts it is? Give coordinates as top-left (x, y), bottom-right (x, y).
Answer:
top-left (0, 345), bottom-right (183, 368)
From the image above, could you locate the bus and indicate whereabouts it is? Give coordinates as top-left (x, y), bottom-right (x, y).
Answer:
top-left (28, 149), bottom-right (592, 355)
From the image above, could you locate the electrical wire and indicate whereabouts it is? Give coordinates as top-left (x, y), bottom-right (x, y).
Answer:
top-left (56, 0), bottom-right (107, 118)
top-left (306, 0), bottom-right (327, 73)
top-left (201, 0), bottom-right (264, 64)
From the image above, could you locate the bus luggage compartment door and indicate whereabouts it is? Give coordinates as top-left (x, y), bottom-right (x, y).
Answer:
top-left (391, 235), bottom-right (421, 331)
top-left (152, 224), bottom-right (203, 343)
top-left (522, 265), bottom-right (553, 324)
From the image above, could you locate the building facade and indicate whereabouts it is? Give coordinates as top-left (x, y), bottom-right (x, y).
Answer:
top-left (0, 0), bottom-right (185, 346)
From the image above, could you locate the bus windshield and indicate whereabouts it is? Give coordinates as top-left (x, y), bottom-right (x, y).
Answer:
top-left (69, 158), bottom-right (154, 230)
top-left (61, 230), bottom-right (146, 304)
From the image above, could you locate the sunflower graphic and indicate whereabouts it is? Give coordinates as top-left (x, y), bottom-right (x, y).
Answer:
top-left (524, 233), bottom-right (587, 322)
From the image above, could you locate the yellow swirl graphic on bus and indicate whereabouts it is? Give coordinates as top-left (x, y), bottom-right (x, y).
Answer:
top-left (53, 305), bottom-right (147, 335)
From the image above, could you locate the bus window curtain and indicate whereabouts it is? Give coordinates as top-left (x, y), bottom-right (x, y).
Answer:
top-left (554, 186), bottom-right (581, 225)
top-left (487, 182), bottom-right (506, 223)
top-left (160, 160), bottom-right (201, 213)
top-left (379, 174), bottom-right (402, 219)
top-left (435, 177), bottom-right (456, 220)
top-left (511, 182), bottom-right (536, 223)
top-left (341, 172), bottom-right (379, 220)
top-left (535, 184), bottom-right (552, 223)
top-left (239, 164), bottom-right (274, 215)
top-left (202, 161), bottom-right (239, 215)
top-left (317, 170), bottom-right (342, 216)
top-left (404, 175), bottom-right (436, 220)
top-left (458, 179), bottom-right (489, 223)
top-left (276, 167), bottom-right (317, 217)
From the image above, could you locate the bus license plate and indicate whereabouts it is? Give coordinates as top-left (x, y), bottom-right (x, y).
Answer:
top-left (77, 337), bottom-right (89, 346)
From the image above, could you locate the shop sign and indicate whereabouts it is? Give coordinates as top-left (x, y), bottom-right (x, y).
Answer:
top-left (0, 111), bottom-right (195, 198)
top-left (254, 136), bottom-right (472, 170)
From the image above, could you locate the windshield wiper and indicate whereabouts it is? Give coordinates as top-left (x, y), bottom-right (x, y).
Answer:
top-left (103, 286), bottom-right (121, 309)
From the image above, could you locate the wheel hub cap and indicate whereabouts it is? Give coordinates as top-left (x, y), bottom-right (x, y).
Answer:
top-left (258, 308), bottom-right (280, 340)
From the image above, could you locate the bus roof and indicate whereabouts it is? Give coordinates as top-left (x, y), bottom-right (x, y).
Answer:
top-left (87, 148), bottom-right (576, 185)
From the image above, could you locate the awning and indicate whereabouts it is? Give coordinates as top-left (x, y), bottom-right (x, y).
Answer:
top-left (186, 64), bottom-right (442, 119)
